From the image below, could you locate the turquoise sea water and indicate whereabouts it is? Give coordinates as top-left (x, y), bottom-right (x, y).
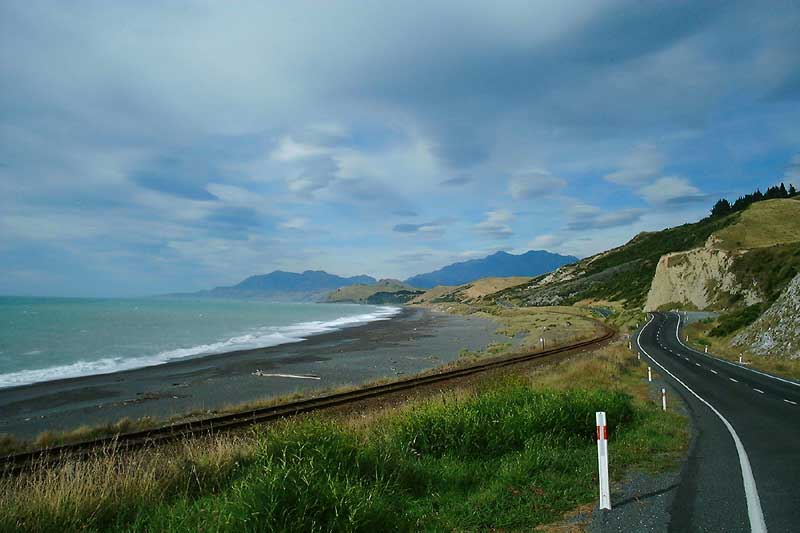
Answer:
top-left (0, 297), bottom-right (399, 389)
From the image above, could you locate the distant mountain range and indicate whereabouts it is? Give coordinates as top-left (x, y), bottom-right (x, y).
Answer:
top-left (174, 250), bottom-right (577, 301)
top-left (174, 270), bottom-right (376, 302)
top-left (404, 250), bottom-right (578, 289)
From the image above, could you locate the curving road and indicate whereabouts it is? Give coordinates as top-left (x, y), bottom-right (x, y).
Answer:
top-left (636, 312), bottom-right (800, 532)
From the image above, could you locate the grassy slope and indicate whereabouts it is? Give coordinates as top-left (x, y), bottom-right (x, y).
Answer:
top-left (1, 324), bottom-right (687, 532)
top-left (714, 198), bottom-right (800, 250)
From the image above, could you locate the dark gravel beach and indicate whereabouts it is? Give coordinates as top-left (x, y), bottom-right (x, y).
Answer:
top-left (0, 307), bottom-right (504, 439)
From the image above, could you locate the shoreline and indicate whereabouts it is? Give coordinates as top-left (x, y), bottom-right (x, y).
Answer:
top-left (0, 307), bottom-right (505, 439)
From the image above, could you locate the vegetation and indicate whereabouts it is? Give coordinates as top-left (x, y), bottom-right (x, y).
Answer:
top-left (325, 280), bottom-right (422, 304)
top-left (0, 338), bottom-right (687, 532)
top-left (709, 304), bottom-right (765, 337)
top-left (727, 242), bottom-right (800, 304)
top-left (710, 182), bottom-right (797, 218)
top-left (365, 290), bottom-right (424, 304)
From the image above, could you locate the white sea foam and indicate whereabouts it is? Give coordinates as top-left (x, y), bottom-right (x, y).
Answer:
top-left (0, 306), bottom-right (401, 389)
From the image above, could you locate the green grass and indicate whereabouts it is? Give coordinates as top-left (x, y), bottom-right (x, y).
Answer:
top-left (1, 382), bottom-right (685, 532)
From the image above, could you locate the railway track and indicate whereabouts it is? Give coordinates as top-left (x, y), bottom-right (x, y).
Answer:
top-left (2, 322), bottom-right (614, 475)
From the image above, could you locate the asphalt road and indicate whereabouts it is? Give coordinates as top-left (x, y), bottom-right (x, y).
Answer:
top-left (637, 312), bottom-right (800, 533)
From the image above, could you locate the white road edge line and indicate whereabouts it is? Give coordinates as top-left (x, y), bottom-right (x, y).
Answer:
top-left (753, 388), bottom-right (765, 394)
top-left (710, 370), bottom-right (718, 375)
top-left (673, 312), bottom-right (800, 388)
top-left (784, 399), bottom-right (797, 405)
top-left (638, 314), bottom-right (767, 533)
top-left (730, 378), bottom-right (739, 383)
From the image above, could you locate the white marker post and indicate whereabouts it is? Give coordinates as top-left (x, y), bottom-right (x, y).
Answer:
top-left (686, 334), bottom-right (689, 342)
top-left (637, 351), bottom-right (641, 361)
top-left (705, 345), bottom-right (708, 353)
top-left (648, 366), bottom-right (652, 382)
top-left (739, 354), bottom-right (743, 364)
top-left (596, 412), bottom-right (611, 510)
top-left (661, 388), bottom-right (667, 411)
top-left (628, 341), bottom-right (632, 350)
top-left (540, 337), bottom-right (545, 350)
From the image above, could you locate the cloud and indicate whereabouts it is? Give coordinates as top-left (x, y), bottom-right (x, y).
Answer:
top-left (440, 175), bottom-right (471, 187)
top-left (603, 144), bottom-right (665, 185)
top-left (784, 154), bottom-right (800, 185)
top-left (286, 155), bottom-right (339, 196)
top-left (272, 137), bottom-right (328, 162)
top-left (392, 219), bottom-right (450, 236)
top-left (475, 209), bottom-right (515, 239)
top-left (566, 205), bottom-right (645, 231)
top-left (509, 170), bottom-right (566, 199)
top-left (393, 251), bottom-right (434, 263)
top-left (638, 176), bottom-right (708, 205)
top-left (2, 1), bottom-right (800, 295)
top-left (528, 234), bottom-right (565, 250)
top-left (279, 217), bottom-right (309, 230)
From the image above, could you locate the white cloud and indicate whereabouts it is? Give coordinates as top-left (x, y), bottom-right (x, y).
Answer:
top-left (638, 176), bottom-right (706, 205)
top-left (272, 136), bottom-right (329, 162)
top-left (566, 204), bottom-right (645, 231)
top-left (509, 170), bottom-right (566, 199)
top-left (475, 209), bottom-right (514, 239)
top-left (528, 234), bottom-right (564, 250)
top-left (603, 144), bottom-right (664, 186)
top-left (279, 217), bottom-right (309, 230)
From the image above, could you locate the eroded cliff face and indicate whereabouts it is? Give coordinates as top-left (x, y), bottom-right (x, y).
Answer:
top-left (644, 237), bottom-right (761, 311)
top-left (732, 273), bottom-right (800, 359)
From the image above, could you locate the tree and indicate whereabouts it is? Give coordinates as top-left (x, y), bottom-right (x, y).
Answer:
top-left (710, 198), bottom-right (732, 217)
top-left (780, 182), bottom-right (788, 197)
top-left (790, 183), bottom-right (798, 196)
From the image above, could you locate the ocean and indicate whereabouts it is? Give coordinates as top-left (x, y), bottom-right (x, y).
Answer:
top-left (0, 296), bottom-right (400, 389)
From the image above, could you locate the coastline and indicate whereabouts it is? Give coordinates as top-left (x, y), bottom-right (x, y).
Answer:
top-left (0, 307), bottom-right (504, 439)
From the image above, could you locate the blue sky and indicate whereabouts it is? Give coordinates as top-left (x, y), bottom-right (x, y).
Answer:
top-left (2, 1), bottom-right (799, 297)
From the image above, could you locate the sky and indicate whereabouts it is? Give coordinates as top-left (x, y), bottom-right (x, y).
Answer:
top-left (2, 1), bottom-right (800, 297)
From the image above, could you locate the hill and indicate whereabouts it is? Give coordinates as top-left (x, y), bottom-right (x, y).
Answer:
top-left (405, 250), bottom-right (577, 289)
top-left (325, 279), bottom-right (424, 304)
top-left (410, 277), bottom-right (532, 305)
top-left (179, 271), bottom-right (377, 302)
top-left (493, 198), bottom-right (800, 315)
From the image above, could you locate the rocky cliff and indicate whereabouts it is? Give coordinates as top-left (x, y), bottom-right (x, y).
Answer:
top-left (644, 236), bottom-right (761, 311)
top-left (732, 273), bottom-right (800, 359)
